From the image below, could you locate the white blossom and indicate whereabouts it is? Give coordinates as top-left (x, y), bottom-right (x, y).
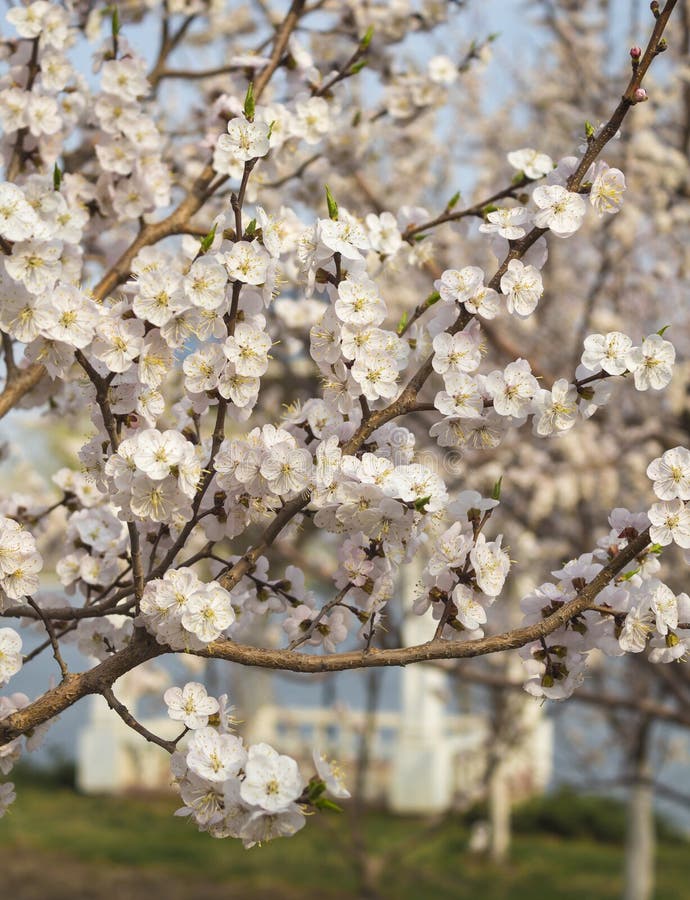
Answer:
top-left (432, 329), bottom-right (481, 375)
top-left (581, 332), bottom-right (632, 375)
top-left (470, 535), bottom-right (510, 597)
top-left (240, 742), bottom-right (304, 813)
top-left (532, 184), bottom-right (586, 237)
top-left (452, 584), bottom-right (488, 630)
top-left (434, 266), bottom-right (484, 304)
top-left (0, 183), bottom-right (38, 241)
top-left (648, 499), bottom-right (690, 548)
top-left (0, 782), bottom-right (16, 818)
top-left (334, 277), bottom-right (386, 327)
top-left (486, 359), bottom-right (539, 418)
top-left (507, 148), bottom-right (553, 179)
top-left (351, 353), bottom-right (399, 401)
top-left (479, 207), bottom-right (530, 240)
top-left (0, 629), bottom-right (22, 686)
top-left (499, 259), bottom-right (543, 318)
top-left (181, 584), bottom-right (236, 642)
top-left (223, 323), bottom-right (272, 377)
top-left (217, 118), bottom-right (270, 162)
top-left (312, 749), bottom-right (351, 798)
top-left (625, 334), bottom-right (675, 391)
top-left (365, 211), bottom-right (403, 255)
top-left (647, 447), bottom-right (690, 501)
top-left (164, 682), bottom-right (220, 730)
top-left (225, 241), bottom-right (270, 285)
top-left (590, 163), bottom-right (626, 215)
top-left (532, 380), bottom-right (578, 436)
top-left (186, 727), bottom-right (246, 782)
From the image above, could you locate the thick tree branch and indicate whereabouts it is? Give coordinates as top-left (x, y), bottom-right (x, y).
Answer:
top-left (0, 362), bottom-right (45, 420)
top-left (0, 530), bottom-right (650, 747)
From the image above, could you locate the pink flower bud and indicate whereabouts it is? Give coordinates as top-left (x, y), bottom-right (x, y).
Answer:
top-left (630, 46), bottom-right (642, 59)
top-left (633, 87), bottom-right (648, 103)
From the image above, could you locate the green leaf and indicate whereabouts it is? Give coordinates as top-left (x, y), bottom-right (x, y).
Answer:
top-left (584, 120), bottom-right (596, 140)
top-left (446, 190), bottom-right (461, 210)
top-left (426, 290), bottom-right (441, 306)
top-left (396, 311), bottom-right (408, 335)
top-left (360, 26), bottom-right (374, 49)
top-left (491, 476), bottom-right (502, 501)
top-left (307, 779), bottom-right (327, 801)
top-left (53, 163), bottom-right (62, 191)
top-left (199, 223), bottom-right (217, 254)
top-left (111, 5), bottom-right (120, 36)
top-left (325, 184), bottom-right (338, 221)
top-left (619, 567), bottom-right (641, 582)
top-left (315, 797), bottom-right (343, 813)
top-left (414, 495), bottom-right (432, 512)
top-left (243, 81), bottom-right (255, 121)
top-left (482, 203), bottom-right (498, 217)
top-left (245, 218), bottom-right (257, 237)
top-left (656, 324), bottom-right (671, 336)
top-left (349, 60), bottom-right (368, 75)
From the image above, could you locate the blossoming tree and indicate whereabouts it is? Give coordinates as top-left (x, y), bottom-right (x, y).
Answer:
top-left (0, 0), bottom-right (688, 849)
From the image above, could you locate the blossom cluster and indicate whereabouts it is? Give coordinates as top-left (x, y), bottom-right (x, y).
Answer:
top-left (1, 2), bottom-right (76, 168)
top-left (140, 568), bottom-right (236, 649)
top-left (56, 504), bottom-right (125, 581)
top-left (427, 322), bottom-right (674, 449)
top-left (519, 449), bottom-right (690, 700)
top-left (580, 331), bottom-right (675, 392)
top-left (0, 515), bottom-right (43, 604)
top-left (415, 489), bottom-right (509, 637)
top-left (102, 428), bottom-right (202, 525)
top-left (94, 56), bottom-right (170, 220)
top-left (167, 682), bottom-right (348, 846)
top-left (646, 447), bottom-right (690, 550)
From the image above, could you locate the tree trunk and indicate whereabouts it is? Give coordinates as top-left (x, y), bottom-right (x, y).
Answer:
top-left (489, 762), bottom-right (511, 864)
top-left (622, 723), bottom-right (655, 900)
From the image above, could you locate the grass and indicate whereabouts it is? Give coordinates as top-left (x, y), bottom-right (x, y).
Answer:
top-left (0, 776), bottom-right (689, 899)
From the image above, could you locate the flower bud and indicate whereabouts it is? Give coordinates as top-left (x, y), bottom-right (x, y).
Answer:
top-left (633, 87), bottom-right (648, 103)
top-left (630, 46), bottom-right (642, 59)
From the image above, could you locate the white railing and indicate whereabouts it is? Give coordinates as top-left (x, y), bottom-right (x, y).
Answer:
top-left (77, 697), bottom-right (553, 810)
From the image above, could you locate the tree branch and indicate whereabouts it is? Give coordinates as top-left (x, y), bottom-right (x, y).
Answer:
top-left (102, 685), bottom-right (178, 753)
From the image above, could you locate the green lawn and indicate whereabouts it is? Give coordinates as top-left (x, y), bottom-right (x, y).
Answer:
top-left (0, 780), bottom-right (688, 899)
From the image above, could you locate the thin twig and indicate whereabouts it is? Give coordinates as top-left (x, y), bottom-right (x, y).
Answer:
top-left (25, 597), bottom-right (69, 681)
top-left (102, 686), bottom-right (177, 753)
